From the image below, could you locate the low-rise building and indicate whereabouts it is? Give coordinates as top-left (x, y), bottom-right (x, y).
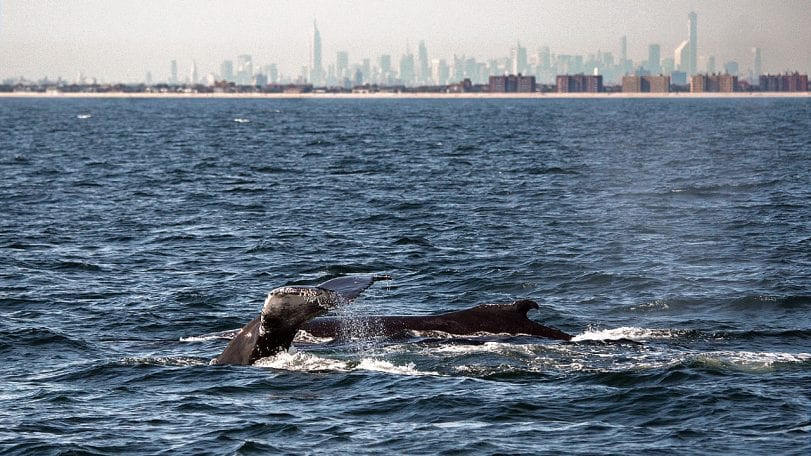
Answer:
top-left (556, 74), bottom-right (603, 93)
top-left (759, 73), bottom-right (809, 92)
top-left (690, 74), bottom-right (737, 92)
top-left (489, 74), bottom-right (536, 93)
top-left (622, 75), bottom-right (671, 93)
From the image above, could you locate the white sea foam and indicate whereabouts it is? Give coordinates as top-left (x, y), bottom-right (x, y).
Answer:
top-left (123, 356), bottom-right (207, 367)
top-left (356, 358), bottom-right (438, 376)
top-left (233, 118), bottom-right (250, 123)
top-left (572, 326), bottom-right (676, 342)
top-left (179, 329), bottom-right (240, 342)
top-left (254, 351), bottom-right (350, 371)
top-left (426, 341), bottom-right (536, 356)
top-left (253, 350), bottom-right (437, 376)
top-left (694, 351), bottom-right (811, 370)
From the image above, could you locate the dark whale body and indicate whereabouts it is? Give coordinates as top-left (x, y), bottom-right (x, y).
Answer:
top-left (301, 300), bottom-right (573, 341)
top-left (213, 275), bottom-right (576, 366)
top-left (212, 275), bottom-right (389, 365)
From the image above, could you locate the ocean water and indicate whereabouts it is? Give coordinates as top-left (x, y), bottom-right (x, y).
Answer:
top-left (1, 97), bottom-right (809, 455)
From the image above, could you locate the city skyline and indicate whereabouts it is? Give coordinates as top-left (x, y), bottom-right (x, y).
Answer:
top-left (1, 1), bottom-right (810, 84)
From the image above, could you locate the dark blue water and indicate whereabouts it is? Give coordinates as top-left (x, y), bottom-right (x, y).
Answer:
top-left (1, 97), bottom-right (809, 455)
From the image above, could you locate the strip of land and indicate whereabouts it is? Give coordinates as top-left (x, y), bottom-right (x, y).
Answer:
top-left (0, 91), bottom-right (808, 99)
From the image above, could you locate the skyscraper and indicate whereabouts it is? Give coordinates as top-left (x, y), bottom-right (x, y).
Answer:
top-left (511, 42), bottom-right (528, 75)
top-left (267, 64), bottom-right (278, 84)
top-left (311, 20), bottom-right (324, 85)
top-left (400, 50), bottom-right (415, 86)
top-left (620, 35), bottom-right (629, 74)
top-left (724, 60), bottom-right (739, 77)
top-left (753, 47), bottom-right (763, 81)
top-left (379, 55), bottom-right (391, 73)
top-left (236, 55), bottom-right (253, 85)
top-left (190, 60), bottom-right (198, 85)
top-left (688, 11), bottom-right (697, 75)
top-left (336, 51), bottom-right (349, 80)
top-left (648, 44), bottom-right (661, 74)
top-left (220, 60), bottom-right (234, 82)
top-left (170, 60), bottom-right (178, 84)
top-left (418, 41), bottom-right (430, 85)
top-left (674, 40), bottom-right (689, 72)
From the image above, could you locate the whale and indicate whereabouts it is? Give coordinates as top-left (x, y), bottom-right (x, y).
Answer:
top-left (213, 275), bottom-right (581, 366)
top-left (211, 275), bottom-right (390, 365)
top-left (300, 299), bottom-right (573, 341)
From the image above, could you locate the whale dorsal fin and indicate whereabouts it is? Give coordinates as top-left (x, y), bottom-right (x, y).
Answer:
top-left (470, 300), bottom-right (539, 316)
top-left (317, 275), bottom-right (391, 301)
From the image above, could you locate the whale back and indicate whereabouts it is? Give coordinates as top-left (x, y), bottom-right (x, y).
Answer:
top-left (301, 300), bottom-right (573, 341)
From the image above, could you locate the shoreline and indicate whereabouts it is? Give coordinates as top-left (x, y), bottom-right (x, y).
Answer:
top-left (0, 91), bottom-right (808, 99)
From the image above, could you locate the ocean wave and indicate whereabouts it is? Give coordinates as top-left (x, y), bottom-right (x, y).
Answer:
top-left (667, 179), bottom-right (782, 197)
top-left (616, 295), bottom-right (811, 315)
top-left (0, 327), bottom-right (93, 353)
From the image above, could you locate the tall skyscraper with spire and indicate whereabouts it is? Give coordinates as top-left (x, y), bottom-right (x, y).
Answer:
top-left (688, 11), bottom-right (697, 75)
top-left (311, 20), bottom-right (324, 85)
top-left (620, 35), bottom-right (630, 74)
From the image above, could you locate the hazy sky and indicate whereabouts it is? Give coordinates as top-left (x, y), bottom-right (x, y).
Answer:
top-left (1, 0), bottom-right (809, 82)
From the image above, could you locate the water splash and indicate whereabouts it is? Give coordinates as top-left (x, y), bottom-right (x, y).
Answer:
top-left (332, 288), bottom-right (385, 356)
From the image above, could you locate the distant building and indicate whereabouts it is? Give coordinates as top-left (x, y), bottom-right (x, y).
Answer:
top-left (670, 71), bottom-right (688, 86)
top-left (724, 60), bottom-right (739, 77)
top-left (556, 74), bottom-right (603, 93)
top-left (759, 72), bottom-right (809, 92)
top-left (690, 74), bottom-right (737, 92)
top-left (417, 41), bottom-right (430, 85)
top-left (752, 48), bottom-right (763, 82)
top-left (236, 55), bottom-right (253, 85)
top-left (170, 60), bottom-right (178, 85)
top-left (647, 44), bottom-right (661, 74)
top-left (674, 40), bottom-right (689, 73)
top-left (688, 11), bottom-right (698, 76)
top-left (220, 60), bottom-right (234, 82)
top-left (622, 75), bottom-right (671, 93)
top-left (400, 51), bottom-right (415, 86)
top-left (489, 74), bottom-right (536, 92)
top-left (311, 21), bottom-right (324, 85)
top-left (189, 61), bottom-right (198, 85)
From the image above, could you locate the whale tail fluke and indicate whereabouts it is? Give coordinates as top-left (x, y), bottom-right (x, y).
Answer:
top-left (317, 274), bottom-right (392, 302)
